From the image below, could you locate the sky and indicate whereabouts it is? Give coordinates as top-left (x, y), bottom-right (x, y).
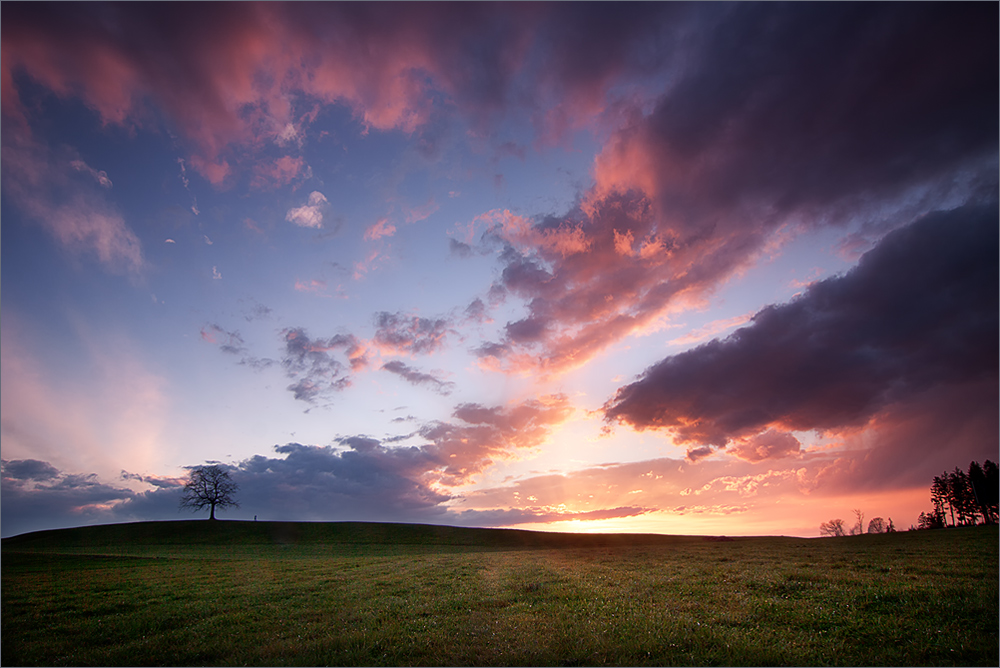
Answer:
top-left (1, 2), bottom-right (997, 539)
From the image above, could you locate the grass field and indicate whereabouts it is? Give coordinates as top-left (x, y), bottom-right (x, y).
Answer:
top-left (2, 521), bottom-right (996, 666)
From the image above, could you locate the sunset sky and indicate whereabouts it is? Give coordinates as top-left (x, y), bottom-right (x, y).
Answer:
top-left (2, 2), bottom-right (997, 539)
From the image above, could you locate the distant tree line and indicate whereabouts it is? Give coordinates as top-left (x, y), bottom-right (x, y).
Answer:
top-left (916, 460), bottom-right (998, 530)
top-left (819, 460), bottom-right (998, 536)
top-left (820, 508), bottom-right (895, 537)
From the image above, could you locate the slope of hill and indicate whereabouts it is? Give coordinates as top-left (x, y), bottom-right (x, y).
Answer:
top-left (1, 519), bottom-right (720, 554)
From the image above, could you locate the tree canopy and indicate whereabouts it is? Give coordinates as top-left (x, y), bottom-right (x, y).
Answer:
top-left (179, 465), bottom-right (239, 520)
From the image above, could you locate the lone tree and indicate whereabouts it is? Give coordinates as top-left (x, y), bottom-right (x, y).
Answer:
top-left (180, 465), bottom-right (239, 520)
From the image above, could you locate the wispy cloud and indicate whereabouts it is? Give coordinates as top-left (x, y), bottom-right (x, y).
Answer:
top-left (381, 360), bottom-right (454, 396)
top-left (1, 131), bottom-right (144, 276)
top-left (363, 217), bottom-right (396, 241)
top-left (70, 159), bottom-right (112, 188)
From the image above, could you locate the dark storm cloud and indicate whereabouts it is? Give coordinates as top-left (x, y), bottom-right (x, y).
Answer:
top-left (599, 2), bottom-right (998, 225)
top-left (478, 2), bottom-right (998, 375)
top-left (381, 360), bottom-right (455, 396)
top-left (605, 202), bottom-right (999, 456)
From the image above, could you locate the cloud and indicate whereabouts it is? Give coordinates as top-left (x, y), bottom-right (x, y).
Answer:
top-left (285, 191), bottom-right (328, 228)
top-left (280, 328), bottom-right (368, 403)
top-left (463, 298), bottom-right (490, 324)
top-left (449, 238), bottom-right (474, 258)
top-left (1, 459), bottom-right (183, 538)
top-left (1, 131), bottom-right (144, 276)
top-left (604, 202), bottom-right (998, 461)
top-left (372, 311), bottom-right (453, 356)
top-left (404, 198), bottom-right (439, 224)
top-left (2, 459), bottom-right (60, 481)
top-left (241, 396), bottom-right (572, 511)
top-left (418, 394), bottom-right (575, 486)
top-left (293, 278), bottom-right (330, 296)
top-left (201, 323), bottom-right (275, 371)
top-left (727, 430), bottom-right (801, 464)
top-left (465, 3), bottom-right (997, 378)
top-left (251, 155), bottom-right (307, 190)
top-left (591, 4), bottom-right (998, 219)
top-left (233, 442), bottom-right (451, 522)
top-left (0, 3), bottom-right (702, 184)
top-left (363, 217), bottom-right (396, 241)
top-left (451, 505), bottom-right (652, 527)
top-left (0, 393), bottom-right (574, 533)
top-left (70, 159), bottom-right (112, 188)
top-left (200, 324), bottom-right (247, 355)
top-left (120, 470), bottom-right (186, 490)
top-left (381, 360), bottom-right (455, 396)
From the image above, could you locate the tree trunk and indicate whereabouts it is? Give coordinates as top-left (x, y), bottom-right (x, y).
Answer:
top-left (210, 503), bottom-right (216, 520)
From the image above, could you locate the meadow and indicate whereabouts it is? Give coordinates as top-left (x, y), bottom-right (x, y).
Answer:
top-left (2, 521), bottom-right (996, 666)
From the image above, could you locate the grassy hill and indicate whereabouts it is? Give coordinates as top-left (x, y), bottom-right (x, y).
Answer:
top-left (1, 519), bottom-right (717, 555)
top-left (3, 522), bottom-right (996, 666)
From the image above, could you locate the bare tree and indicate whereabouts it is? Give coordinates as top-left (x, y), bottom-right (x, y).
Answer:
top-left (180, 465), bottom-right (239, 520)
top-left (867, 517), bottom-right (888, 534)
top-left (819, 519), bottom-right (846, 537)
top-left (850, 508), bottom-right (865, 536)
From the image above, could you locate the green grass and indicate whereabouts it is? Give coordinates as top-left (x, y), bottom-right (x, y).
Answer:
top-left (3, 521), bottom-right (997, 666)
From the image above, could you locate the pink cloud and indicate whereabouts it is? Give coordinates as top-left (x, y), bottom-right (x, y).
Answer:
top-left (1, 3), bottom-right (699, 186)
top-left (251, 155), bottom-right (306, 190)
top-left (294, 278), bottom-right (327, 295)
top-left (419, 394), bottom-right (575, 486)
top-left (727, 430), bottom-right (802, 463)
top-left (404, 198), bottom-right (440, 224)
top-left (363, 217), bottom-right (397, 241)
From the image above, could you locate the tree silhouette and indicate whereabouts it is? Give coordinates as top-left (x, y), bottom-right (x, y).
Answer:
top-left (917, 510), bottom-right (944, 530)
top-left (946, 468), bottom-right (971, 525)
top-left (927, 460), bottom-right (998, 527)
top-left (849, 508), bottom-right (866, 535)
top-left (180, 465), bottom-right (239, 520)
top-left (867, 517), bottom-right (888, 533)
top-left (968, 460), bottom-right (999, 524)
top-left (931, 473), bottom-right (952, 525)
top-left (819, 518), bottom-right (846, 537)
